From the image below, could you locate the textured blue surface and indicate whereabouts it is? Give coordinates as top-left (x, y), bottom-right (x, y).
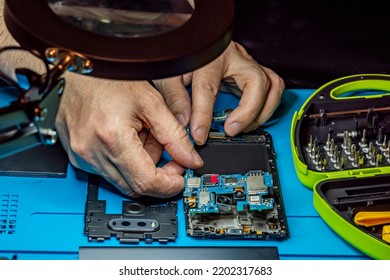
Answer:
top-left (0, 89), bottom-right (370, 260)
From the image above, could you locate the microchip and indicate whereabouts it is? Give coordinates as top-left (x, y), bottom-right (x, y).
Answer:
top-left (225, 177), bottom-right (238, 185)
top-left (199, 191), bottom-right (211, 206)
top-left (247, 175), bottom-right (267, 193)
top-left (204, 174), bottom-right (218, 186)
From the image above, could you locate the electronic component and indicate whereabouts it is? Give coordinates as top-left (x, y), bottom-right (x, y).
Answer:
top-left (225, 177), bottom-right (238, 185)
top-left (209, 132), bottom-right (227, 139)
top-left (247, 173), bottom-right (268, 193)
top-left (187, 177), bottom-right (201, 187)
top-left (212, 108), bottom-right (234, 122)
top-left (184, 131), bottom-right (288, 239)
top-left (84, 175), bottom-right (178, 244)
top-left (203, 174), bottom-right (219, 186)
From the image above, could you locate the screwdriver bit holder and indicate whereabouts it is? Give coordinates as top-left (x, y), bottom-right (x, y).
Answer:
top-left (291, 74), bottom-right (390, 259)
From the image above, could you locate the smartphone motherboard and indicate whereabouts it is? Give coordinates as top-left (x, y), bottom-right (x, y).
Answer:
top-left (184, 131), bottom-right (288, 240)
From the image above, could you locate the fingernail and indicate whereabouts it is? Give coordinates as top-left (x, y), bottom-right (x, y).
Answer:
top-left (195, 127), bottom-right (207, 144)
top-left (227, 122), bottom-right (244, 136)
top-left (192, 150), bottom-right (204, 166)
top-left (176, 114), bottom-right (186, 126)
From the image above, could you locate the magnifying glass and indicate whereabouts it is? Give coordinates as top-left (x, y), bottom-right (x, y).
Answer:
top-left (4, 0), bottom-right (234, 79)
top-left (0, 0), bottom-right (234, 160)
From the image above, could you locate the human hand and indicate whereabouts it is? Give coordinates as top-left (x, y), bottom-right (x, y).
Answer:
top-left (154, 41), bottom-right (285, 145)
top-left (55, 73), bottom-right (203, 197)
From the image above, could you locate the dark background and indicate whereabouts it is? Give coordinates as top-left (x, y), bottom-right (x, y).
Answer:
top-left (1, 1), bottom-right (388, 89)
top-left (232, 0), bottom-right (390, 88)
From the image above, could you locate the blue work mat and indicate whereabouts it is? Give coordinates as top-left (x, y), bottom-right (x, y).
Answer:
top-left (0, 89), bottom-right (369, 260)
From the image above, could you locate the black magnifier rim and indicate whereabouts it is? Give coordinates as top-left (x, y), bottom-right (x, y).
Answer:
top-left (4, 0), bottom-right (234, 80)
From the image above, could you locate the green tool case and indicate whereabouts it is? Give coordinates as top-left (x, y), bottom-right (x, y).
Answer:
top-left (291, 74), bottom-right (390, 259)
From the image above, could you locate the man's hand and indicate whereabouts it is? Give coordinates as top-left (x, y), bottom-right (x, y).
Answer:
top-left (55, 74), bottom-right (203, 197)
top-left (154, 41), bottom-right (285, 145)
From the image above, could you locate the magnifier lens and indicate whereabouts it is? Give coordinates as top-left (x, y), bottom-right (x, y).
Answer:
top-left (48, 0), bottom-right (194, 38)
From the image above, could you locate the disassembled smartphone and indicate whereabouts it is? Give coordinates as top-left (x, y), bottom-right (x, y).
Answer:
top-left (184, 111), bottom-right (288, 239)
top-left (291, 74), bottom-right (390, 259)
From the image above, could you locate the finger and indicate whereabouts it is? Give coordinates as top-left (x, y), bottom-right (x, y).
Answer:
top-left (190, 61), bottom-right (224, 145)
top-left (94, 135), bottom-right (179, 198)
top-left (223, 69), bottom-right (269, 136)
top-left (219, 77), bottom-right (243, 96)
top-left (161, 160), bottom-right (185, 176)
top-left (243, 67), bottom-right (285, 132)
top-left (223, 63), bottom-right (271, 136)
top-left (182, 72), bottom-right (193, 86)
top-left (102, 127), bottom-right (181, 197)
top-left (139, 90), bottom-right (203, 169)
top-left (144, 133), bottom-right (163, 164)
top-left (97, 157), bottom-right (139, 197)
top-left (154, 76), bottom-right (192, 127)
top-left (120, 129), bottom-right (187, 197)
top-left (150, 168), bottom-right (185, 198)
top-left (138, 128), bottom-right (148, 145)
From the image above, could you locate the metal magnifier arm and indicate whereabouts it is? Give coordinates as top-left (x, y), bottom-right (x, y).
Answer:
top-left (0, 46), bottom-right (93, 159)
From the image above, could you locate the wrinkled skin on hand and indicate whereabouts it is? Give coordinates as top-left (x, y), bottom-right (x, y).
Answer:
top-left (154, 41), bottom-right (285, 145)
top-left (55, 74), bottom-right (203, 197)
